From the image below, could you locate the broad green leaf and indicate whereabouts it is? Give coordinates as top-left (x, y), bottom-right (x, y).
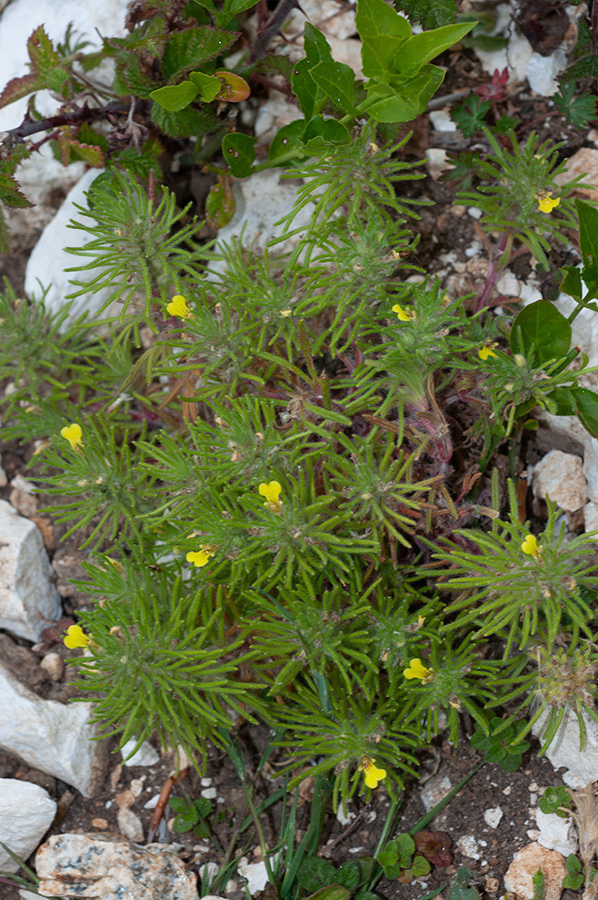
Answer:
top-left (366, 65), bottom-right (444, 123)
top-left (509, 300), bottom-right (571, 365)
top-left (194, 796), bottom-right (212, 818)
top-left (292, 58), bottom-right (325, 118)
top-left (410, 856), bottom-right (431, 877)
top-left (309, 59), bottom-right (355, 111)
top-left (223, 0), bottom-right (260, 18)
top-left (577, 198), bottom-right (598, 288)
top-left (214, 70), bottom-right (250, 102)
top-left (335, 862), bottom-right (362, 892)
top-left (302, 115), bottom-right (350, 154)
top-left (356, 0), bottom-right (410, 77)
top-left (297, 858), bottom-right (337, 893)
top-left (189, 70), bottom-right (222, 102)
top-left (172, 805), bottom-right (200, 832)
top-left (571, 386), bottom-right (598, 438)
top-left (161, 26), bottom-right (238, 81)
top-left (222, 132), bottom-right (255, 177)
top-left (395, 22), bottom-right (475, 74)
top-left (560, 264), bottom-right (583, 301)
top-left (205, 179), bottom-right (235, 229)
top-left (268, 119), bottom-right (307, 165)
top-left (150, 80), bottom-right (200, 111)
top-left (304, 22), bottom-right (333, 64)
top-left (546, 387), bottom-right (577, 417)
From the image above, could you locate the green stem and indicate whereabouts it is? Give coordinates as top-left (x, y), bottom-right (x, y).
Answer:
top-left (408, 760), bottom-right (486, 835)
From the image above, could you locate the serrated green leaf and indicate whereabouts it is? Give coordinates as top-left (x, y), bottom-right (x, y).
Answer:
top-left (309, 59), bottom-right (355, 111)
top-left (150, 80), bottom-right (200, 111)
top-left (64, 139), bottom-right (105, 167)
top-left (151, 102), bottom-right (220, 137)
top-left (189, 70), bottom-right (222, 102)
top-left (162, 26), bottom-right (238, 82)
top-left (396, 22), bottom-right (475, 74)
top-left (0, 172), bottom-right (32, 208)
top-left (297, 858), bottom-right (337, 893)
top-left (112, 55), bottom-right (158, 99)
top-left (222, 132), bottom-right (255, 177)
top-left (27, 25), bottom-right (59, 82)
top-left (396, 0), bottom-right (458, 29)
top-left (356, 0), bottom-right (410, 77)
top-left (0, 73), bottom-right (40, 110)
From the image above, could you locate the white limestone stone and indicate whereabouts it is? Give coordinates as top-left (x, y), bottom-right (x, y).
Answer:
top-left (425, 148), bottom-right (451, 179)
top-left (120, 737), bottom-right (160, 767)
top-left (504, 843), bottom-right (566, 900)
top-left (536, 808), bottom-right (578, 856)
top-left (526, 48), bottom-right (568, 97)
top-left (533, 705), bottom-right (598, 789)
top-left (0, 499), bottom-right (61, 641)
top-left (532, 449), bottom-right (587, 513)
top-left (237, 858), bottom-right (271, 895)
top-left (25, 168), bottom-right (116, 325)
top-left (117, 807), bottom-right (144, 843)
top-left (455, 835), bottom-right (480, 860)
top-left (36, 833), bottom-right (198, 899)
top-left (483, 807), bottom-right (503, 829)
top-left (0, 659), bottom-right (107, 797)
top-left (0, 779), bottom-right (56, 873)
top-left (420, 774), bottom-right (453, 813)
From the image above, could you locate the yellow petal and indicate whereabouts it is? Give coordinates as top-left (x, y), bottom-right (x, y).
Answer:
top-left (478, 344), bottom-right (497, 361)
top-left (64, 624), bottom-right (90, 649)
top-left (364, 763), bottom-right (387, 789)
top-left (60, 423), bottom-right (83, 450)
top-left (521, 534), bottom-right (539, 556)
top-left (258, 481), bottom-right (282, 505)
top-left (392, 304), bottom-right (416, 322)
top-left (167, 294), bottom-right (191, 318)
top-left (536, 193), bottom-right (560, 214)
top-left (403, 658), bottom-right (432, 681)
top-left (187, 550), bottom-right (210, 567)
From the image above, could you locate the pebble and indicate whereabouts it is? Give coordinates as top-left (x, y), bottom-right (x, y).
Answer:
top-left (237, 858), bottom-right (271, 895)
top-left (504, 842), bottom-right (567, 900)
top-left (456, 835), bottom-right (480, 860)
top-left (532, 450), bottom-right (587, 514)
top-left (36, 833), bottom-right (198, 899)
top-left (483, 808), bottom-right (503, 829)
top-left (467, 207), bottom-right (482, 219)
top-left (117, 808), bottom-right (144, 843)
top-left (120, 738), bottom-right (160, 767)
top-left (0, 779), bottom-right (57, 873)
top-left (92, 818), bottom-right (109, 830)
top-left (425, 148), bottom-right (451, 179)
top-left (420, 774), bottom-right (453, 813)
top-left (39, 652), bottom-right (64, 682)
top-left (144, 794), bottom-right (160, 810)
top-left (336, 802), bottom-right (355, 825)
top-left (201, 787), bottom-right (217, 800)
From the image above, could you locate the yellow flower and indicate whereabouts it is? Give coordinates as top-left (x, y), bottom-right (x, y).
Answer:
top-left (259, 480), bottom-right (283, 511)
top-left (521, 534), bottom-right (541, 557)
top-left (392, 304), bottom-right (416, 322)
top-left (360, 758), bottom-right (387, 789)
top-left (536, 192), bottom-right (560, 214)
top-left (478, 342), bottom-right (498, 361)
top-left (60, 423), bottom-right (83, 450)
top-left (186, 545), bottom-right (217, 568)
top-left (64, 624), bottom-right (90, 649)
top-left (167, 294), bottom-right (191, 318)
top-left (403, 658), bottom-right (435, 682)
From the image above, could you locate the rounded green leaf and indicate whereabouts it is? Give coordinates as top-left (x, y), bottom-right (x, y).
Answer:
top-left (150, 80), bottom-right (200, 111)
top-left (509, 300), bottom-right (571, 365)
top-left (189, 70), bottom-right (222, 102)
top-left (222, 132), bottom-right (256, 177)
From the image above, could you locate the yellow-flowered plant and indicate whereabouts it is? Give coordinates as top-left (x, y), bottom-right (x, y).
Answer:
top-left (536, 192), bottom-right (560, 214)
top-left (392, 303), bottom-right (416, 322)
top-left (478, 341), bottom-right (498, 361)
top-left (521, 533), bottom-right (541, 558)
top-left (64, 624), bottom-right (90, 649)
top-left (167, 294), bottom-right (191, 318)
top-left (258, 480), bottom-right (283, 512)
top-left (360, 757), bottom-right (387, 789)
top-left (403, 658), bottom-right (435, 683)
top-left (60, 423), bottom-right (83, 450)
top-left (187, 545), bottom-right (217, 567)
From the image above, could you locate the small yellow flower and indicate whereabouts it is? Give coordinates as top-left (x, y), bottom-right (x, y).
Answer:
top-left (186, 545), bottom-right (217, 568)
top-left (64, 624), bottom-right (90, 649)
top-left (478, 341), bottom-right (498, 361)
top-left (259, 480), bottom-right (283, 511)
top-left (521, 534), bottom-right (541, 558)
top-left (403, 658), bottom-right (435, 682)
top-left (536, 192), bottom-right (560, 214)
top-left (360, 757), bottom-right (387, 789)
top-left (392, 304), bottom-right (416, 322)
top-left (167, 294), bottom-right (191, 318)
top-left (60, 423), bottom-right (83, 450)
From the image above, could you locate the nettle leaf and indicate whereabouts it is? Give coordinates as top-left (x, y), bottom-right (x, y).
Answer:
top-left (151, 103), bottom-right (220, 137)
top-left (0, 172), bottom-right (32, 208)
top-left (0, 73), bottom-right (40, 110)
top-left (112, 55), bottom-right (157, 99)
top-left (309, 59), bottom-right (355, 111)
top-left (356, 0), bottom-right (411, 77)
top-left (189, 70), bottom-right (222, 102)
top-left (161, 26), bottom-right (238, 81)
top-left (396, 0), bottom-right (459, 29)
top-left (150, 81), bottom-right (200, 112)
top-left (205, 178), bottom-right (235, 229)
top-left (47, 65), bottom-right (69, 93)
top-left (27, 25), bottom-right (59, 82)
top-left (510, 300), bottom-right (571, 365)
top-left (222, 132), bottom-right (255, 177)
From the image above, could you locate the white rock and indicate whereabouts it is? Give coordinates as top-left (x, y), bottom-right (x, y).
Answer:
top-left (456, 835), bottom-right (480, 860)
top-left (201, 787), bottom-right (217, 800)
top-left (208, 170), bottom-right (315, 278)
top-left (117, 807), bottom-right (144, 843)
top-left (0, 659), bottom-right (107, 797)
top-left (583, 437), bottom-right (598, 505)
top-left (476, 32), bottom-right (535, 86)
top-left (120, 738), bottom-right (160, 767)
top-left (0, 499), bottom-right (61, 641)
top-left (254, 90), bottom-right (303, 145)
top-left (25, 168), bottom-right (115, 326)
top-left (496, 270), bottom-right (520, 297)
top-left (420, 774), bottom-right (453, 813)
top-left (532, 449), bottom-right (587, 513)
top-left (519, 282), bottom-right (543, 305)
top-left (429, 108), bottom-right (458, 133)
top-left (526, 48), bottom-right (568, 97)
top-left (536, 808), bottom-right (578, 856)
top-left (425, 148), bottom-right (451, 179)
top-left (467, 207), bottom-right (482, 219)
top-left (532, 705), bottom-right (598, 789)
top-left (483, 807), bottom-right (503, 829)
top-left (39, 652), bottom-right (64, 682)
top-left (0, 0), bottom-right (129, 131)
top-left (143, 794), bottom-right (160, 810)
top-left (0, 457), bottom-right (7, 486)
top-left (584, 500), bottom-right (598, 533)
top-left (337, 801), bottom-right (355, 825)
top-left (36, 833), bottom-right (198, 899)
top-left (0, 779), bottom-right (57, 873)
top-left (237, 858), bottom-right (271, 895)
top-left (504, 842), bottom-right (567, 900)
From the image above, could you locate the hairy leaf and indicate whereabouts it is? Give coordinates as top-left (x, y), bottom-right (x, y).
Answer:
top-left (0, 172), bottom-right (32, 208)
top-left (27, 25), bottom-right (59, 82)
top-left (395, 0), bottom-right (458, 28)
top-left (0, 73), bottom-right (40, 110)
top-left (161, 26), bottom-right (238, 81)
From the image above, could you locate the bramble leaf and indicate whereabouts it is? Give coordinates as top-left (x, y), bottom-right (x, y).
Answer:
top-left (0, 172), bottom-right (33, 208)
top-left (27, 25), bottom-right (59, 82)
top-left (161, 26), bottom-right (238, 81)
top-left (0, 73), bottom-right (40, 110)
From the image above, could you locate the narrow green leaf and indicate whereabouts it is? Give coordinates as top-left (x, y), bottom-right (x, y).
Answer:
top-left (150, 80), bottom-right (200, 111)
top-left (222, 132), bottom-right (255, 177)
